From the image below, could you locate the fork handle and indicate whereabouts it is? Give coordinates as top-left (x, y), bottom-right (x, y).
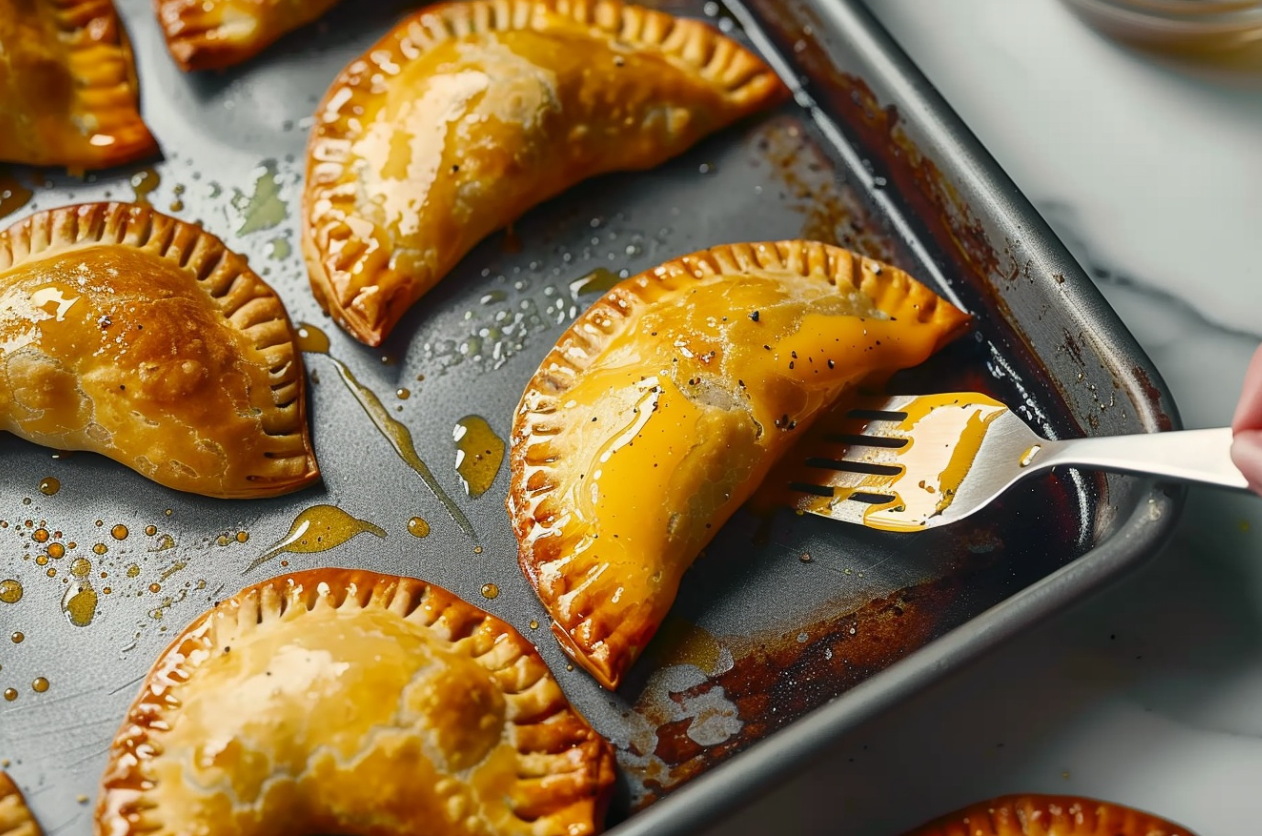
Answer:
top-left (1037, 427), bottom-right (1248, 490)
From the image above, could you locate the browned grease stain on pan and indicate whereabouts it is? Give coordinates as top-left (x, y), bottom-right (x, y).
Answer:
top-left (628, 565), bottom-right (978, 806)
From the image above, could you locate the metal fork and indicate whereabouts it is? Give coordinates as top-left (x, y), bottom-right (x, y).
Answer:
top-left (780, 392), bottom-right (1248, 531)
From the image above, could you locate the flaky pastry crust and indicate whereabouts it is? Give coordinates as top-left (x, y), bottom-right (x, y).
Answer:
top-left (0, 774), bottom-right (41, 836)
top-left (155, 0), bottom-right (344, 71)
top-left (508, 241), bottom-right (969, 689)
top-left (0, 203), bottom-right (318, 498)
top-left (901, 794), bottom-right (1197, 836)
top-left (0, 0), bottom-right (157, 169)
top-left (303, 0), bottom-right (789, 346)
top-left (96, 569), bottom-right (616, 836)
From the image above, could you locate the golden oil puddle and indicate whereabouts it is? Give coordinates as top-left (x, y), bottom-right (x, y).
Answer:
top-left (159, 561), bottom-right (186, 582)
top-left (46, 542), bottom-right (65, 559)
top-left (0, 580), bottom-right (22, 604)
top-left (92, 543), bottom-right (107, 555)
top-left (31, 677), bottom-right (48, 693)
top-left (62, 581), bottom-right (97, 627)
top-left (652, 618), bottom-right (723, 675)
top-left (32, 528), bottom-right (48, 543)
top-left (296, 323), bottom-right (475, 537)
top-left (70, 558), bottom-right (91, 577)
top-left (233, 159), bottom-right (286, 234)
top-left (38, 476), bottom-right (60, 496)
top-left (247, 505), bottom-right (386, 572)
top-left (568, 266), bottom-right (623, 297)
top-left (130, 168), bottom-right (160, 206)
top-left (151, 533), bottom-right (176, 552)
top-left (0, 169), bottom-right (32, 219)
top-left (453, 416), bottom-right (506, 499)
top-left (480, 583), bottom-right (499, 600)
top-left (111, 524), bottom-right (128, 540)
top-left (407, 517), bottom-right (430, 538)
top-left (125, 564), bottom-right (140, 578)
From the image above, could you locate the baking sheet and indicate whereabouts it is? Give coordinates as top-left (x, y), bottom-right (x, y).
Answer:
top-left (0, 0), bottom-right (1181, 833)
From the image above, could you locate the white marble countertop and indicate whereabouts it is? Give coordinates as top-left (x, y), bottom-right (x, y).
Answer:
top-left (708, 1), bottom-right (1262, 834)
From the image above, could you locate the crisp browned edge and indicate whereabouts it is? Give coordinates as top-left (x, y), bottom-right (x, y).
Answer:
top-left (0, 202), bottom-right (320, 499)
top-left (506, 240), bottom-right (970, 690)
top-left (902, 794), bottom-right (1197, 836)
top-left (301, 0), bottom-right (791, 347)
top-left (153, 0), bottom-right (344, 71)
top-left (22, 0), bottom-right (160, 169)
top-left (94, 568), bottom-right (617, 836)
top-left (0, 772), bottom-right (42, 836)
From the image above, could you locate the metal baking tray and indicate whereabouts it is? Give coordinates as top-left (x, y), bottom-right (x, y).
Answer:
top-left (0, 0), bottom-right (1182, 833)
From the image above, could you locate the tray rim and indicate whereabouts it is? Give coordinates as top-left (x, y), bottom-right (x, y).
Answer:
top-left (606, 1), bottom-right (1185, 833)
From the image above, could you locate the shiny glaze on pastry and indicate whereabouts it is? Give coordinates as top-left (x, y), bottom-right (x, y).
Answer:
top-left (508, 241), bottom-right (969, 689)
top-left (156, 0), bottom-right (343, 71)
top-left (0, 0), bottom-right (157, 169)
top-left (96, 569), bottom-right (616, 836)
top-left (0, 203), bottom-right (318, 498)
top-left (901, 794), bottom-right (1196, 836)
top-left (303, 0), bottom-right (789, 346)
top-left (0, 773), bottom-right (41, 836)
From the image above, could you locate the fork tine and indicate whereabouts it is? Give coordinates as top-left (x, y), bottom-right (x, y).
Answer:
top-left (774, 391), bottom-right (1011, 531)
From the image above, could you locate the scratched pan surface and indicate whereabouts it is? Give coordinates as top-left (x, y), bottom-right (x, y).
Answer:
top-left (0, 0), bottom-right (1181, 833)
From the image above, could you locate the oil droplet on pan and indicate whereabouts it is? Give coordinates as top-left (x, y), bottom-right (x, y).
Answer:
top-left (11, 632), bottom-right (24, 643)
top-left (93, 543), bottom-right (107, 555)
top-left (38, 476), bottom-right (60, 496)
top-left (453, 416), bottom-right (506, 499)
top-left (295, 323), bottom-right (474, 538)
top-left (246, 505), bottom-right (386, 573)
top-left (568, 266), bottom-right (622, 297)
top-left (0, 580), bottom-right (22, 603)
top-left (126, 564), bottom-right (141, 578)
top-left (111, 524), bottom-right (129, 540)
top-left (407, 517), bottom-right (430, 538)
top-left (32, 528), bottom-right (48, 543)
top-left (145, 525), bottom-right (157, 536)
top-left (2, 689), bottom-right (15, 702)
top-left (480, 583), bottom-right (499, 600)
top-left (31, 677), bottom-right (48, 693)
top-left (46, 542), bottom-right (65, 559)
top-left (529, 619), bottom-right (539, 630)
top-left (70, 558), bottom-right (91, 577)
top-left (151, 533), bottom-right (176, 552)
top-left (62, 581), bottom-right (98, 627)
top-left (233, 159), bottom-right (287, 235)
top-left (130, 168), bottom-right (160, 206)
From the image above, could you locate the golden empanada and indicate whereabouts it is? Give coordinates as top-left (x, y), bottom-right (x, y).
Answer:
top-left (96, 569), bottom-right (616, 836)
top-left (0, 773), bottom-right (41, 836)
top-left (303, 0), bottom-right (789, 346)
top-left (0, 0), bottom-right (157, 170)
top-left (0, 203), bottom-right (318, 499)
top-left (901, 794), bottom-right (1195, 836)
top-left (155, 0), bottom-right (344, 71)
top-left (508, 241), bottom-right (969, 689)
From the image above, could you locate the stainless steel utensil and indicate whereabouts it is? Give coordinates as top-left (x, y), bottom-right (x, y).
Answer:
top-left (785, 392), bottom-right (1245, 531)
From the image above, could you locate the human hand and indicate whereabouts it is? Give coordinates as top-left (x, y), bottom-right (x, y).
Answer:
top-left (1231, 343), bottom-right (1262, 496)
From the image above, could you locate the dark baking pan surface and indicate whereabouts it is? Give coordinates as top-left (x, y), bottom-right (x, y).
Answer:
top-left (0, 0), bottom-right (1181, 834)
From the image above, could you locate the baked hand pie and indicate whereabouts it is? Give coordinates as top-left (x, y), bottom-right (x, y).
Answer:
top-left (0, 203), bottom-right (318, 498)
top-left (156, 0), bottom-right (344, 71)
top-left (0, 773), bottom-right (41, 836)
top-left (900, 794), bottom-right (1195, 836)
top-left (0, 0), bottom-right (158, 169)
top-left (96, 569), bottom-right (617, 836)
top-left (508, 241), bottom-right (969, 689)
top-left (303, 0), bottom-right (789, 346)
